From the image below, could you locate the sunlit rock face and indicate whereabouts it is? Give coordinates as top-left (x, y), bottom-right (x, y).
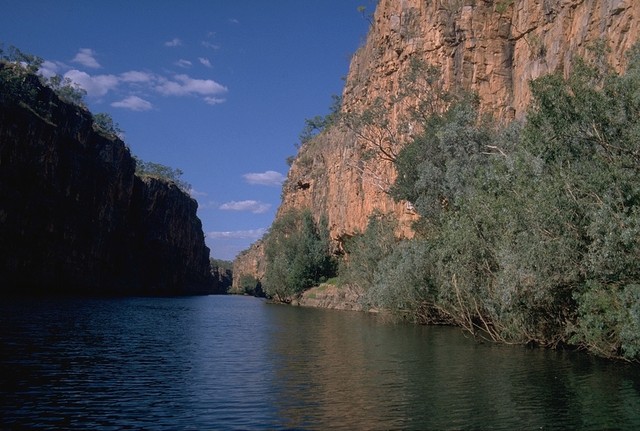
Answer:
top-left (232, 241), bottom-right (264, 293)
top-left (236, 0), bottom-right (640, 286)
top-left (0, 69), bottom-right (212, 294)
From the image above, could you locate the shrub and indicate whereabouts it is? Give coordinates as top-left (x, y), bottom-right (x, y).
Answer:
top-left (134, 156), bottom-right (191, 193)
top-left (339, 212), bottom-right (398, 291)
top-left (262, 210), bottom-right (336, 301)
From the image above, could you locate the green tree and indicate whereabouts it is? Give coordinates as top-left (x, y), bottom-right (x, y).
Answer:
top-left (237, 274), bottom-right (261, 296)
top-left (93, 112), bottom-right (122, 137)
top-left (363, 239), bottom-right (437, 323)
top-left (391, 92), bottom-right (489, 229)
top-left (297, 94), bottom-right (342, 146)
top-left (263, 209), bottom-right (336, 301)
top-left (47, 74), bottom-right (86, 107)
top-left (134, 156), bottom-right (192, 193)
top-left (1, 45), bottom-right (87, 108)
top-left (339, 212), bottom-right (398, 291)
top-left (523, 44), bottom-right (640, 360)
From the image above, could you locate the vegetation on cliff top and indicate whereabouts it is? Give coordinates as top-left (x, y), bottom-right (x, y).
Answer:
top-left (1, 44), bottom-right (191, 194)
top-left (1, 46), bottom-right (213, 293)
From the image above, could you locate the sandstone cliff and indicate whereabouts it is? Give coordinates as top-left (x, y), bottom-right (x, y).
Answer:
top-left (0, 66), bottom-right (213, 294)
top-left (232, 241), bottom-right (264, 293)
top-left (235, 0), bottom-right (639, 291)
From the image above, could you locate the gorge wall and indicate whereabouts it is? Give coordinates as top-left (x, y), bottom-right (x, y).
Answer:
top-left (234, 0), bottom-right (640, 289)
top-left (0, 67), bottom-right (213, 294)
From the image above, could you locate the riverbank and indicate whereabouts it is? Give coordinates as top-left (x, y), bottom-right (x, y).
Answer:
top-left (291, 283), bottom-right (364, 312)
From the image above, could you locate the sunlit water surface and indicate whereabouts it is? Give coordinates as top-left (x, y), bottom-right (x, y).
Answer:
top-left (1, 295), bottom-right (640, 430)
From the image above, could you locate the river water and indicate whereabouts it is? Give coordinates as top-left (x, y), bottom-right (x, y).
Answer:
top-left (1, 295), bottom-right (639, 430)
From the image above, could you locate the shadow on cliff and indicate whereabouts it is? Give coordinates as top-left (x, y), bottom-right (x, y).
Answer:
top-left (0, 63), bottom-right (215, 296)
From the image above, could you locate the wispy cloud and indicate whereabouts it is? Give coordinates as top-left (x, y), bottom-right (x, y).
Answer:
top-left (201, 41), bottom-right (220, 50)
top-left (45, 50), bottom-right (229, 106)
top-left (243, 171), bottom-right (286, 186)
top-left (111, 95), bottom-right (153, 111)
top-left (229, 18), bottom-right (240, 24)
top-left (204, 96), bottom-right (226, 105)
top-left (72, 48), bottom-right (101, 69)
top-left (200, 30), bottom-right (221, 50)
top-left (64, 69), bottom-right (118, 97)
top-left (189, 188), bottom-right (208, 198)
top-left (120, 70), bottom-right (155, 83)
top-left (175, 59), bottom-right (192, 68)
top-left (219, 200), bottom-right (271, 214)
top-left (156, 74), bottom-right (227, 97)
top-left (39, 60), bottom-right (65, 78)
top-left (165, 38), bottom-right (182, 47)
top-left (207, 228), bottom-right (266, 239)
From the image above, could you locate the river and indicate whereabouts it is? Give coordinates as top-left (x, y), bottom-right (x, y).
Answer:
top-left (1, 295), bottom-right (639, 430)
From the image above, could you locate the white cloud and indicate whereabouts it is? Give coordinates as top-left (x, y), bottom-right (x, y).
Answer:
top-left (165, 38), bottom-right (182, 47)
top-left (243, 171), bottom-right (286, 186)
top-left (207, 228), bottom-right (266, 239)
top-left (229, 18), bottom-right (240, 24)
top-left (156, 74), bottom-right (227, 98)
top-left (72, 48), bottom-right (101, 69)
top-left (176, 59), bottom-right (192, 68)
top-left (204, 96), bottom-right (226, 105)
top-left (201, 41), bottom-right (220, 50)
top-left (197, 200), bottom-right (219, 210)
top-left (111, 95), bottom-right (153, 111)
top-left (189, 188), bottom-right (208, 198)
top-left (38, 60), bottom-right (61, 78)
top-left (120, 70), bottom-right (155, 83)
top-left (175, 74), bottom-right (227, 95)
top-left (42, 50), bottom-right (229, 106)
top-left (199, 57), bottom-right (212, 68)
top-left (63, 69), bottom-right (119, 97)
top-left (219, 200), bottom-right (271, 214)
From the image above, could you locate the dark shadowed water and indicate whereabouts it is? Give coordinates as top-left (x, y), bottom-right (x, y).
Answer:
top-left (1, 295), bottom-right (639, 430)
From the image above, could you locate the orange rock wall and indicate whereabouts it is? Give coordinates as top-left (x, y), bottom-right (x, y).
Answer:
top-left (235, 0), bottom-right (639, 283)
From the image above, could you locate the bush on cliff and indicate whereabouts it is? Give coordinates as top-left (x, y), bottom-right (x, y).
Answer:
top-left (134, 156), bottom-right (191, 193)
top-left (1, 45), bottom-right (86, 109)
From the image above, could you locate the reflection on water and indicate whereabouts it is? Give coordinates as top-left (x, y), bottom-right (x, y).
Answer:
top-left (1, 295), bottom-right (639, 429)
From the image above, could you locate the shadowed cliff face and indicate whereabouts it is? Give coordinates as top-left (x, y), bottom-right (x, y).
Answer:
top-left (235, 0), bottom-right (640, 287)
top-left (0, 67), bottom-right (212, 294)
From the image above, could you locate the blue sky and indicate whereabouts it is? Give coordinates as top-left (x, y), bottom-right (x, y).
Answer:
top-left (1, 1), bottom-right (373, 260)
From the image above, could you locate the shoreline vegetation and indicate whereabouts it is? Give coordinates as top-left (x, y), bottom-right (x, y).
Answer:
top-left (258, 43), bottom-right (640, 363)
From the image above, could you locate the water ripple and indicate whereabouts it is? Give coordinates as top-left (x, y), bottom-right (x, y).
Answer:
top-left (1, 296), bottom-right (640, 429)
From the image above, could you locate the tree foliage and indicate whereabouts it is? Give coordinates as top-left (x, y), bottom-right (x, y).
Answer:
top-left (297, 94), bottom-right (342, 146)
top-left (263, 209), bottom-right (336, 301)
top-left (0, 44), bottom-right (86, 108)
top-left (93, 112), bottom-right (122, 137)
top-left (134, 156), bottom-right (191, 193)
top-left (46, 74), bottom-right (86, 107)
top-left (339, 212), bottom-right (398, 291)
top-left (336, 43), bottom-right (640, 361)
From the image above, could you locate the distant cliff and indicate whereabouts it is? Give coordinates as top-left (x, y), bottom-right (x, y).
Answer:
top-left (231, 242), bottom-right (264, 293)
top-left (0, 64), bottom-right (213, 294)
top-left (235, 0), bottom-right (640, 290)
